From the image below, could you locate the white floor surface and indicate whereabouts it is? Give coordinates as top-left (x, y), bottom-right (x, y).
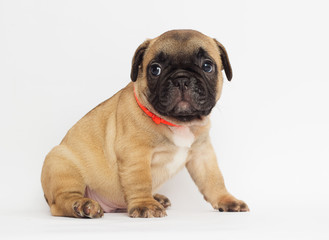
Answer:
top-left (1, 206), bottom-right (328, 240)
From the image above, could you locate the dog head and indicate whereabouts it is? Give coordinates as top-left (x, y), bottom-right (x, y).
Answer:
top-left (131, 30), bottom-right (232, 123)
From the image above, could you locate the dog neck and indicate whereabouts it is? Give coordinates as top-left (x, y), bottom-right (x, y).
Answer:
top-left (133, 86), bottom-right (180, 127)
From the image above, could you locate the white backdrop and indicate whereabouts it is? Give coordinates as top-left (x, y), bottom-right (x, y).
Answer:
top-left (1, 0), bottom-right (329, 239)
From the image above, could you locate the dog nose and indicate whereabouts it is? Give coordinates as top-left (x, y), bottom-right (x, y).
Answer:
top-left (173, 78), bottom-right (190, 90)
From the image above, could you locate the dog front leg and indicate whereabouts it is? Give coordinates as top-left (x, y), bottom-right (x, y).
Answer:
top-left (186, 139), bottom-right (249, 212)
top-left (117, 147), bottom-right (166, 218)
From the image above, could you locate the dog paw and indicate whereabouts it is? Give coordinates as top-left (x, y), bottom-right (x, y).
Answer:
top-left (128, 199), bottom-right (167, 218)
top-left (215, 194), bottom-right (249, 212)
top-left (73, 198), bottom-right (104, 218)
top-left (153, 193), bottom-right (171, 209)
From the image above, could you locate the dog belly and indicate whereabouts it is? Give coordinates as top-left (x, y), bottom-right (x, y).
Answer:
top-left (84, 186), bottom-right (126, 213)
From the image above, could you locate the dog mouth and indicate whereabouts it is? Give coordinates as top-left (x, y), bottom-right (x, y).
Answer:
top-left (174, 101), bottom-right (193, 114)
top-left (167, 99), bottom-right (209, 122)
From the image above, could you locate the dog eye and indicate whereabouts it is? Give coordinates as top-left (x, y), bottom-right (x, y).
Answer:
top-left (202, 61), bottom-right (213, 73)
top-left (150, 64), bottom-right (162, 76)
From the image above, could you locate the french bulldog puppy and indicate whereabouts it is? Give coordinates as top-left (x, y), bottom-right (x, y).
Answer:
top-left (41, 29), bottom-right (249, 218)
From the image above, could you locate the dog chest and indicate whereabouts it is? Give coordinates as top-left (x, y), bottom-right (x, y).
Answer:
top-left (151, 127), bottom-right (195, 190)
top-left (166, 127), bottom-right (195, 175)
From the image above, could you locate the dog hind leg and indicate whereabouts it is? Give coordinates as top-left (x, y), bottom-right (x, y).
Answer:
top-left (41, 145), bottom-right (103, 218)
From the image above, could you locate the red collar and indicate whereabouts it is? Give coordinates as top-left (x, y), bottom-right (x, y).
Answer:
top-left (134, 86), bottom-right (179, 127)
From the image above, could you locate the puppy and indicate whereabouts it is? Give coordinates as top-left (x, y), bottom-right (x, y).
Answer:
top-left (41, 29), bottom-right (249, 218)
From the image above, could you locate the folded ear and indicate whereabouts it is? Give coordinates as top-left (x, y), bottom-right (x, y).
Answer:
top-left (130, 39), bottom-right (151, 82)
top-left (213, 39), bottom-right (233, 81)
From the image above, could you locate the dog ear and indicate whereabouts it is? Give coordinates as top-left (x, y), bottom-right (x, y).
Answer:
top-left (213, 39), bottom-right (233, 81)
top-left (130, 39), bottom-right (151, 82)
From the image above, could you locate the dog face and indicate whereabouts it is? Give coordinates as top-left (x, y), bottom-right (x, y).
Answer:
top-left (131, 30), bottom-right (232, 122)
